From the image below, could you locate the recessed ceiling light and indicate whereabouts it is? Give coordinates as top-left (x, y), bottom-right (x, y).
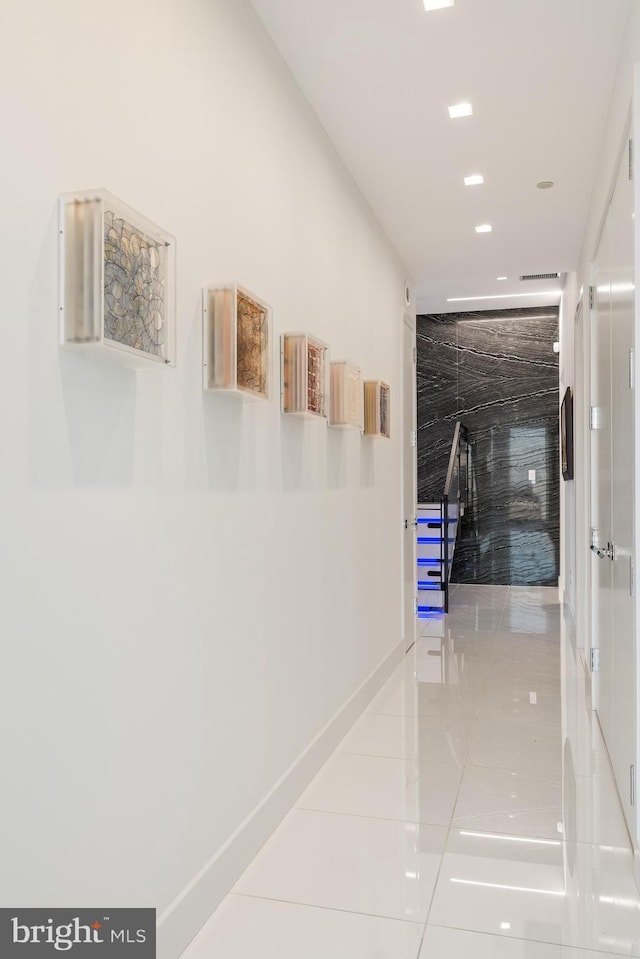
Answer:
top-left (447, 290), bottom-right (561, 302)
top-left (448, 102), bottom-right (473, 119)
top-left (537, 180), bottom-right (554, 189)
top-left (464, 174), bottom-right (484, 186)
top-left (423, 0), bottom-right (454, 9)
top-left (497, 276), bottom-right (507, 281)
top-left (475, 224), bottom-right (492, 233)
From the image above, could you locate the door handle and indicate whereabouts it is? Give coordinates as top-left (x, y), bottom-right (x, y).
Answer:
top-left (590, 543), bottom-right (614, 560)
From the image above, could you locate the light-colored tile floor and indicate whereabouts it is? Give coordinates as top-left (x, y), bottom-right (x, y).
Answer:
top-left (181, 585), bottom-right (640, 958)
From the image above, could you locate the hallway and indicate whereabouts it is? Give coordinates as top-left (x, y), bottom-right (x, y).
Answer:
top-left (183, 586), bottom-right (640, 958)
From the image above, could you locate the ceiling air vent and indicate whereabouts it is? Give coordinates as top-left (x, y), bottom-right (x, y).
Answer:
top-left (520, 272), bottom-right (560, 281)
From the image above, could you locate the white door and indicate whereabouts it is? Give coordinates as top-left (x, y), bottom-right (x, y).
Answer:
top-left (402, 313), bottom-right (417, 652)
top-left (590, 134), bottom-right (636, 835)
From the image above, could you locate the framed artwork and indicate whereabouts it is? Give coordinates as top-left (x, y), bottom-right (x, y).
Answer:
top-left (281, 333), bottom-right (329, 417)
top-left (561, 386), bottom-right (574, 481)
top-left (364, 380), bottom-right (390, 438)
top-left (203, 284), bottom-right (271, 399)
top-left (59, 189), bottom-right (176, 368)
top-left (330, 361), bottom-right (364, 430)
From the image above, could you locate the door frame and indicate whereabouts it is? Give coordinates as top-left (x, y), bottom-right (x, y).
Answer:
top-left (402, 308), bottom-right (417, 652)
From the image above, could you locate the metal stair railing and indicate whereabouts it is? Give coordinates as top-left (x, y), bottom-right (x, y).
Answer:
top-left (441, 422), bottom-right (471, 612)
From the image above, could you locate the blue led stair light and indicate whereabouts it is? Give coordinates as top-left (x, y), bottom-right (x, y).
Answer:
top-left (417, 536), bottom-right (456, 544)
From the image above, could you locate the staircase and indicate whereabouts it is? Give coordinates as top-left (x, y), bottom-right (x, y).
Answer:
top-left (416, 503), bottom-right (459, 615)
top-left (416, 422), bottom-right (471, 616)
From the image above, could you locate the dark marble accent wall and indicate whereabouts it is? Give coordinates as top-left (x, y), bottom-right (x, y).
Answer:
top-left (417, 307), bottom-right (560, 586)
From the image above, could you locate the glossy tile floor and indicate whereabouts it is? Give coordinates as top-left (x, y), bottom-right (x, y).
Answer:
top-left (183, 585), bottom-right (640, 958)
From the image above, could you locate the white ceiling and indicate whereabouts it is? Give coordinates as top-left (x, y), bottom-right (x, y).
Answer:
top-left (249, 0), bottom-right (630, 312)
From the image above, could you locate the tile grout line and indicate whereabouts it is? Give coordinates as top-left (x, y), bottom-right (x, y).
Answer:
top-left (230, 891), bottom-right (426, 927)
top-left (418, 721), bottom-right (471, 954)
top-left (290, 804), bottom-right (452, 829)
top-left (338, 749), bottom-right (466, 765)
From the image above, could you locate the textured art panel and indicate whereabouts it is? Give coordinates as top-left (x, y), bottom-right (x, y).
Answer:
top-left (103, 210), bottom-right (167, 357)
top-left (417, 307), bottom-right (559, 586)
top-left (236, 292), bottom-right (269, 396)
top-left (59, 189), bottom-right (175, 368)
top-left (203, 284), bottom-right (270, 398)
top-left (380, 383), bottom-right (390, 438)
top-left (307, 341), bottom-right (326, 416)
top-left (281, 333), bottom-right (328, 417)
top-left (364, 380), bottom-right (390, 438)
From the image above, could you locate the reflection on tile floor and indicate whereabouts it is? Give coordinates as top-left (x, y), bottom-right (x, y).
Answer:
top-left (182, 586), bottom-right (640, 958)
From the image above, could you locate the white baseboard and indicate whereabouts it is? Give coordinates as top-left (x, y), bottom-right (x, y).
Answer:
top-left (157, 639), bottom-right (406, 959)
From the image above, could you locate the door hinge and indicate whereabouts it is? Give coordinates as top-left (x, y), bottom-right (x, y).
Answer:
top-left (412, 346), bottom-right (417, 364)
top-left (410, 429), bottom-right (417, 447)
top-left (630, 348), bottom-right (635, 389)
top-left (414, 597), bottom-right (418, 615)
top-left (590, 406), bottom-right (604, 430)
top-left (589, 285), bottom-right (595, 310)
top-left (631, 765), bottom-right (636, 806)
top-left (590, 648), bottom-right (600, 672)
top-left (629, 138), bottom-right (634, 181)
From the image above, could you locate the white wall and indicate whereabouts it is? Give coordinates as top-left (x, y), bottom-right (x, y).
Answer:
top-left (0, 1), bottom-right (408, 954)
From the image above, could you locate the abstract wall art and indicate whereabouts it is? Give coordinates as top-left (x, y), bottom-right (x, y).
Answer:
top-left (281, 333), bottom-right (329, 417)
top-left (330, 361), bottom-right (364, 430)
top-left (59, 189), bottom-right (175, 368)
top-left (203, 284), bottom-right (271, 399)
top-left (561, 386), bottom-right (574, 481)
top-left (364, 380), bottom-right (390, 438)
